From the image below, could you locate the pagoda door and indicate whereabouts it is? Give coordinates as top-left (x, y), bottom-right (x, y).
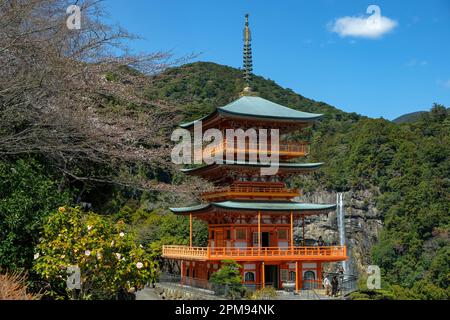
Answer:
top-left (216, 231), bottom-right (224, 248)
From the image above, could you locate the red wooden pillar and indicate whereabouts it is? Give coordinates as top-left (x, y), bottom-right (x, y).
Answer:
top-left (261, 261), bottom-right (265, 289)
top-left (317, 262), bottom-right (323, 289)
top-left (181, 260), bottom-right (184, 286)
top-left (298, 263), bottom-right (303, 290)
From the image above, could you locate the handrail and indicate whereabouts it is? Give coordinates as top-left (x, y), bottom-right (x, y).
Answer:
top-left (162, 245), bottom-right (347, 261)
top-left (202, 186), bottom-right (300, 197)
top-left (200, 140), bottom-right (309, 155)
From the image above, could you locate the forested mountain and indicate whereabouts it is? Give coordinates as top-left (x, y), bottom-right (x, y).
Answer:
top-left (393, 111), bottom-right (428, 124)
top-left (1, 59), bottom-right (448, 299)
top-left (144, 62), bottom-right (450, 299)
top-left (1, 0), bottom-right (447, 301)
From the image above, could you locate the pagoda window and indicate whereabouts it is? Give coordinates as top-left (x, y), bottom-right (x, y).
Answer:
top-left (236, 228), bottom-right (246, 240)
top-left (244, 272), bottom-right (255, 282)
top-left (289, 271), bottom-right (296, 282)
top-left (252, 232), bottom-right (259, 247)
top-left (226, 230), bottom-right (231, 240)
top-left (280, 269), bottom-right (289, 282)
top-left (278, 229), bottom-right (288, 240)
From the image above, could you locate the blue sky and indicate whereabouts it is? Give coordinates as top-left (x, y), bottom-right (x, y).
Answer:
top-left (104, 0), bottom-right (450, 120)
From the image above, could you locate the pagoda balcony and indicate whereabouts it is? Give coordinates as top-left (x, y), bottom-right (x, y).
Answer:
top-left (201, 185), bottom-right (300, 201)
top-left (200, 140), bottom-right (310, 159)
top-left (162, 245), bottom-right (347, 262)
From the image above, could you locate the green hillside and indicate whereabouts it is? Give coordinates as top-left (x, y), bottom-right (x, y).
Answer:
top-left (145, 62), bottom-right (358, 122)
top-left (2, 0), bottom-right (447, 301)
top-left (1, 61), bottom-right (448, 299)
top-left (146, 62), bottom-right (450, 298)
top-left (393, 111), bottom-right (427, 124)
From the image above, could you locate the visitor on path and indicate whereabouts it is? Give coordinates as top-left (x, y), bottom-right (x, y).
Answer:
top-left (317, 236), bottom-right (324, 246)
top-left (331, 275), bottom-right (339, 297)
top-left (323, 275), bottom-right (331, 296)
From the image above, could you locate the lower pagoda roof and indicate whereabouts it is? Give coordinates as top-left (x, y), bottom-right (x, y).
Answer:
top-left (170, 201), bottom-right (336, 216)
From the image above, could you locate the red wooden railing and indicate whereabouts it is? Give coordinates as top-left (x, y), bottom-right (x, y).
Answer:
top-left (162, 245), bottom-right (347, 262)
top-left (201, 185), bottom-right (300, 200)
top-left (196, 140), bottom-right (310, 158)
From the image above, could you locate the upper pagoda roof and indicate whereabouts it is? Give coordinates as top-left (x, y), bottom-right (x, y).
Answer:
top-left (180, 96), bottom-right (323, 129)
top-left (170, 201), bottom-right (336, 215)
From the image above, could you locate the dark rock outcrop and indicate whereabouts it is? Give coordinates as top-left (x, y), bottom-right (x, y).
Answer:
top-left (295, 189), bottom-right (383, 278)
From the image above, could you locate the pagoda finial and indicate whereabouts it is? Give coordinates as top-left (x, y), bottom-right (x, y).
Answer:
top-left (241, 13), bottom-right (256, 96)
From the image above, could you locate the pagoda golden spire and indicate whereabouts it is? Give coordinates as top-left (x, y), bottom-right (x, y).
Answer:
top-left (241, 14), bottom-right (257, 96)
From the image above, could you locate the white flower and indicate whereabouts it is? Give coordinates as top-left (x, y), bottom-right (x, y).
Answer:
top-left (87, 225), bottom-right (92, 231)
top-left (136, 262), bottom-right (143, 269)
top-left (139, 244), bottom-right (143, 248)
top-left (85, 250), bottom-right (91, 256)
top-left (115, 253), bottom-right (121, 260)
top-left (119, 232), bottom-right (125, 237)
top-left (61, 255), bottom-right (65, 259)
top-left (34, 253), bottom-right (40, 260)
top-left (110, 240), bottom-right (115, 246)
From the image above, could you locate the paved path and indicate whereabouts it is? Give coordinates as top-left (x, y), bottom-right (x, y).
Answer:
top-left (136, 287), bottom-right (162, 300)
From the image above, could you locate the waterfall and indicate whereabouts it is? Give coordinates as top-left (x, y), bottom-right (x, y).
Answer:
top-left (337, 192), bottom-right (348, 274)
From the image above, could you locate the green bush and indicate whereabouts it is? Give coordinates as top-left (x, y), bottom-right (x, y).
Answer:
top-left (0, 158), bottom-right (70, 271)
top-left (209, 260), bottom-right (245, 300)
top-left (33, 207), bottom-right (157, 299)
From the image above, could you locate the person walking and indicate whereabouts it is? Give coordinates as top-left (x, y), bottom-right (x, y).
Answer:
top-left (318, 236), bottom-right (324, 246)
top-left (331, 275), bottom-right (339, 297)
top-left (323, 275), bottom-right (331, 296)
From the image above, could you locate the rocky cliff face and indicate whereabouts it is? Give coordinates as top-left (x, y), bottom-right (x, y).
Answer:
top-left (294, 189), bottom-right (383, 278)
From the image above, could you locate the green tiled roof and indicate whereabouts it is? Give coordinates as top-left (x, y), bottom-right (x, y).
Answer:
top-left (180, 96), bottom-right (323, 128)
top-left (181, 161), bottom-right (323, 174)
top-left (170, 201), bottom-right (336, 214)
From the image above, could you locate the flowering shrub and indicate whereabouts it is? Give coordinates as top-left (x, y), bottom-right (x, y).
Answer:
top-left (33, 207), bottom-right (157, 299)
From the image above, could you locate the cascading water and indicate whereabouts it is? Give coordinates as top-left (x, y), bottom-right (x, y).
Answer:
top-left (337, 192), bottom-right (348, 274)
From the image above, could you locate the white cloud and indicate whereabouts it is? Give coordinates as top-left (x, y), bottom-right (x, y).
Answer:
top-left (437, 79), bottom-right (450, 89)
top-left (406, 59), bottom-right (428, 67)
top-left (329, 9), bottom-right (398, 39)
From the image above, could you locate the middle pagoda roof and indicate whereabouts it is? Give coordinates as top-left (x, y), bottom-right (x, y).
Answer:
top-left (182, 161), bottom-right (323, 184)
top-left (180, 96), bottom-right (323, 129)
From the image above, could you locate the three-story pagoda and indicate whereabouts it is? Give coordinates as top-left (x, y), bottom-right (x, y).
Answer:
top-left (162, 14), bottom-right (347, 291)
